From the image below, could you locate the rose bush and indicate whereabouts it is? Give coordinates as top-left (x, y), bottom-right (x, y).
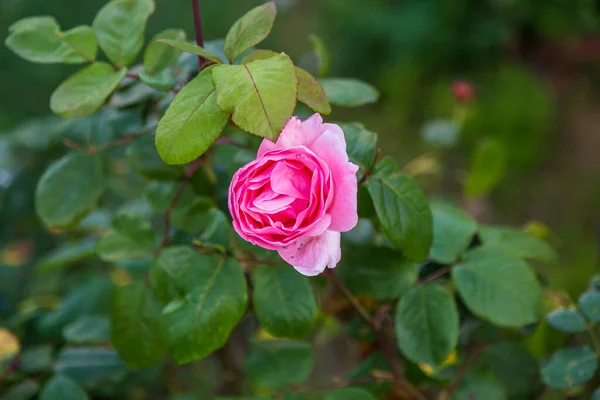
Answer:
top-left (229, 114), bottom-right (358, 276)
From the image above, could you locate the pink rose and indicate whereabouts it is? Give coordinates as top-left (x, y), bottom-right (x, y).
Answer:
top-left (228, 114), bottom-right (359, 276)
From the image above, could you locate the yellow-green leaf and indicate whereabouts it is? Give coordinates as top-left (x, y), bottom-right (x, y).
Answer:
top-left (155, 66), bottom-right (229, 165)
top-left (224, 1), bottom-right (277, 62)
top-left (213, 53), bottom-right (297, 140)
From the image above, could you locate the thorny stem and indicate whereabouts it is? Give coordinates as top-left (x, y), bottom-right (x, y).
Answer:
top-left (191, 0), bottom-right (205, 68)
top-left (323, 269), bottom-right (428, 400)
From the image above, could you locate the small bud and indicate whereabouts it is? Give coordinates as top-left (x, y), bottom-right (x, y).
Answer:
top-left (452, 80), bottom-right (475, 102)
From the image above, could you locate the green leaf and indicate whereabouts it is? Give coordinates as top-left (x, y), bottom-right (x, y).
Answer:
top-left (6, 17), bottom-right (96, 64)
top-left (421, 120), bottom-right (459, 148)
top-left (479, 226), bottom-right (557, 264)
top-left (338, 246), bottom-right (418, 301)
top-left (482, 341), bottom-right (541, 398)
top-left (452, 248), bottom-right (542, 327)
top-left (339, 122), bottom-right (377, 173)
top-left (366, 157), bottom-right (433, 262)
top-left (143, 29), bottom-right (186, 74)
top-left (429, 200), bottom-right (477, 264)
top-left (580, 291), bottom-right (600, 323)
top-left (547, 309), bottom-right (587, 333)
top-left (9, 16), bottom-right (57, 33)
top-left (2, 380), bottom-right (39, 400)
top-left (35, 153), bottom-right (104, 229)
top-left (171, 197), bottom-right (214, 233)
top-left (63, 316), bottom-right (110, 344)
top-left (156, 39), bottom-right (222, 64)
top-left (453, 374), bottom-right (507, 400)
top-left (394, 284), bottom-right (459, 367)
top-left (464, 138), bottom-right (507, 198)
top-left (541, 346), bottom-right (598, 389)
top-left (50, 63), bottom-right (127, 118)
top-left (296, 67), bottom-right (331, 114)
top-left (192, 208), bottom-right (231, 251)
top-left (319, 78), bottom-right (379, 107)
top-left (40, 376), bottom-right (88, 400)
top-left (39, 278), bottom-right (114, 335)
top-left (92, 0), bottom-right (155, 67)
top-left (155, 246), bottom-right (247, 364)
top-left (155, 66), bottom-right (229, 165)
top-left (126, 135), bottom-right (183, 180)
top-left (244, 340), bottom-right (313, 390)
top-left (241, 49), bottom-right (329, 115)
top-left (592, 387), bottom-right (600, 400)
top-left (252, 266), bottom-right (317, 339)
top-left (144, 181), bottom-right (178, 213)
top-left (139, 69), bottom-right (177, 91)
top-left (324, 388), bottom-right (376, 400)
top-left (54, 347), bottom-right (127, 388)
top-left (96, 212), bottom-right (156, 262)
top-left (213, 53), bottom-right (297, 140)
top-left (35, 238), bottom-right (97, 274)
top-left (19, 346), bottom-right (53, 374)
top-left (111, 281), bottom-right (166, 368)
top-left (223, 1), bottom-right (277, 62)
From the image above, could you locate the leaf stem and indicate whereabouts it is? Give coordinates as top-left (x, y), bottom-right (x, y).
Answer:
top-left (191, 0), bottom-right (205, 68)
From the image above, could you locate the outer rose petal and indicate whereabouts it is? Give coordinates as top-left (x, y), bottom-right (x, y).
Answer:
top-left (309, 131), bottom-right (359, 232)
top-left (278, 230), bottom-right (341, 276)
top-left (258, 114), bottom-right (327, 157)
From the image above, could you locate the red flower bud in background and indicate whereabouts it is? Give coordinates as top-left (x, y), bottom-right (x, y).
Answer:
top-left (452, 80), bottom-right (475, 103)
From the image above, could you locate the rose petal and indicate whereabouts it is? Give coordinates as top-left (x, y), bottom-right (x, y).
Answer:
top-left (270, 162), bottom-right (311, 200)
top-left (278, 230), bottom-right (341, 276)
top-left (309, 131), bottom-right (358, 232)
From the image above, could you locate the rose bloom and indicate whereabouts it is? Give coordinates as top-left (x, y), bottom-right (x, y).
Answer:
top-left (228, 114), bottom-right (358, 276)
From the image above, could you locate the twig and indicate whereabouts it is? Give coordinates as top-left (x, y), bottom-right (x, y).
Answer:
top-left (323, 269), bottom-right (428, 400)
top-left (419, 266), bottom-right (452, 285)
top-left (157, 178), bottom-right (189, 252)
top-left (62, 138), bottom-right (89, 153)
top-left (357, 148), bottom-right (381, 185)
top-left (191, 0), bottom-right (205, 68)
top-left (214, 136), bottom-right (248, 149)
top-left (586, 323), bottom-right (600, 357)
top-left (323, 269), bottom-right (375, 328)
top-left (278, 373), bottom-right (395, 398)
top-left (440, 344), bottom-right (486, 400)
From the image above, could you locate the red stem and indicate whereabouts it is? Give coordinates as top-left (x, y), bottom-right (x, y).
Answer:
top-left (191, 0), bottom-right (205, 68)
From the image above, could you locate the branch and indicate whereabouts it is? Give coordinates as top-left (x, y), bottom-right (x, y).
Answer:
top-left (419, 266), bottom-right (453, 285)
top-left (277, 372), bottom-right (395, 399)
top-left (323, 269), bottom-right (375, 328)
top-left (440, 343), bottom-right (486, 400)
top-left (156, 160), bottom-right (201, 252)
top-left (191, 0), bottom-right (205, 68)
top-left (323, 270), bottom-right (427, 400)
